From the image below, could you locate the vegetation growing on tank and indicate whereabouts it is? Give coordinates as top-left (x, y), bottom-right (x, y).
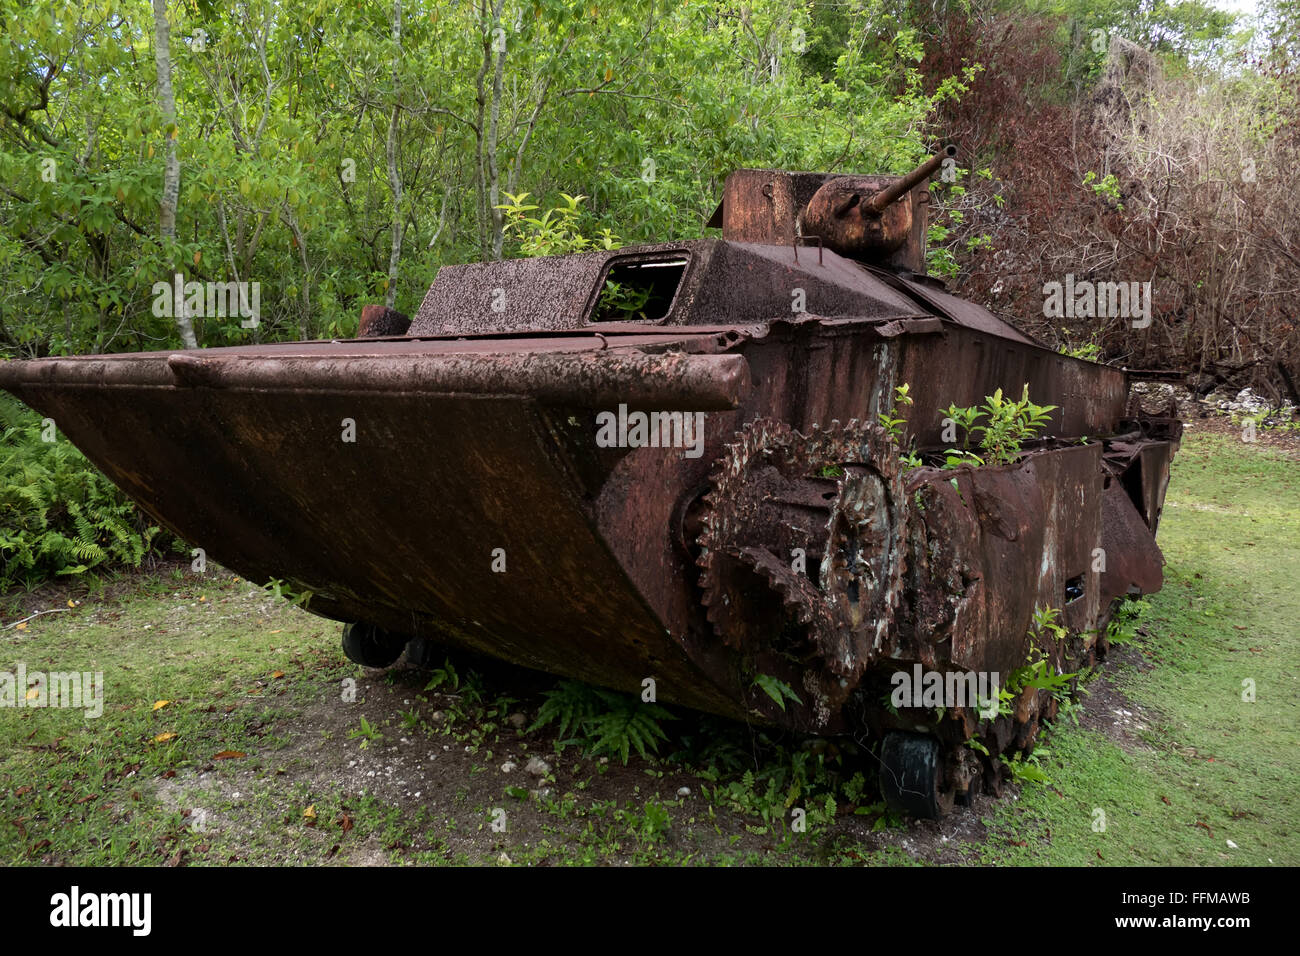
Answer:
top-left (940, 385), bottom-right (1058, 467)
top-left (751, 673), bottom-right (802, 712)
top-left (879, 382), bottom-right (1058, 471)
top-left (591, 279), bottom-right (654, 321)
top-left (1059, 337), bottom-right (1105, 362)
top-left (957, 606), bottom-right (1077, 787)
top-left (878, 383), bottom-right (925, 469)
top-left (1001, 606), bottom-right (1075, 704)
top-left (877, 383), bottom-right (913, 443)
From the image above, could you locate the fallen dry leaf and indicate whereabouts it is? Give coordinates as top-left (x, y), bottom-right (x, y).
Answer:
top-left (152, 700), bottom-right (170, 711)
top-left (337, 812), bottom-right (354, 834)
top-left (303, 805), bottom-right (317, 821)
top-left (15, 622), bottom-right (27, 631)
top-left (212, 750), bottom-right (245, 760)
top-left (271, 671), bottom-right (285, 679)
top-left (153, 732), bottom-right (177, 743)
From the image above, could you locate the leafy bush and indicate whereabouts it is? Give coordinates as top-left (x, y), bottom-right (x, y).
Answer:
top-left (496, 192), bottom-right (621, 258)
top-left (0, 396), bottom-right (175, 590)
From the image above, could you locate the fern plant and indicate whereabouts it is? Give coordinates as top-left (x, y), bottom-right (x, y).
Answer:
top-left (0, 396), bottom-right (176, 589)
top-left (529, 680), bottom-right (675, 764)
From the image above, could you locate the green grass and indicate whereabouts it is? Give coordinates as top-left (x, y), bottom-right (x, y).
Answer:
top-left (979, 433), bottom-right (1299, 865)
top-left (0, 572), bottom-right (354, 865)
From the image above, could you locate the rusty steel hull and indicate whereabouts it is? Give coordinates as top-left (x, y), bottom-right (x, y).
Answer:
top-left (0, 161), bottom-right (1186, 815)
top-left (0, 312), bottom-right (1177, 742)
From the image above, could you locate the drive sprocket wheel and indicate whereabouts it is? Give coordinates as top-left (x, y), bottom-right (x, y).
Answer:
top-left (696, 418), bottom-right (907, 712)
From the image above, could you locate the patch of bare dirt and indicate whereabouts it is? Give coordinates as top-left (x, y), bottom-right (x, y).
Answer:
top-left (1076, 642), bottom-right (1161, 753)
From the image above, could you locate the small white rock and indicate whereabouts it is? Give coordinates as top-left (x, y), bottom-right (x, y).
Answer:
top-left (525, 756), bottom-right (551, 777)
top-left (676, 786), bottom-right (691, 798)
top-left (1226, 839), bottom-right (1239, 849)
top-left (501, 761), bottom-right (517, 773)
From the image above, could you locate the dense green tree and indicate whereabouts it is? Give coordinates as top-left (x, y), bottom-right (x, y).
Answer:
top-left (0, 0), bottom-right (947, 357)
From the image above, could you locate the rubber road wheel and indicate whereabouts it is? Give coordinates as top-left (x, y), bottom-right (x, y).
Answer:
top-left (403, 635), bottom-right (443, 669)
top-left (340, 622), bottom-right (407, 668)
top-left (879, 731), bottom-right (954, 819)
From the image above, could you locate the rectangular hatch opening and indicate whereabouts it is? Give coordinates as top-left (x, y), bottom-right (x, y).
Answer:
top-left (590, 255), bottom-right (688, 322)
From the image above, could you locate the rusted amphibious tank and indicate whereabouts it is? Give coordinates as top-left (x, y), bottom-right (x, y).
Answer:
top-left (0, 147), bottom-right (1180, 816)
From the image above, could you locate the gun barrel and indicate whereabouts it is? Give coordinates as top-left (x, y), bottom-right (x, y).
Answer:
top-left (863, 144), bottom-right (957, 215)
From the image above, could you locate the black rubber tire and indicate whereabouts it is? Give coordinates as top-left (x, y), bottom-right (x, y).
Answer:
top-left (340, 622), bottom-right (407, 668)
top-left (403, 635), bottom-right (443, 669)
top-left (879, 731), bottom-right (954, 819)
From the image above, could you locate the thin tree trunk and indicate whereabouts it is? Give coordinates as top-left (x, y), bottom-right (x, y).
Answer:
top-left (385, 1), bottom-right (403, 308)
top-left (150, 0), bottom-right (198, 348)
top-left (487, 0), bottom-right (506, 260)
top-left (283, 206), bottom-right (312, 340)
top-left (473, 1), bottom-right (491, 261)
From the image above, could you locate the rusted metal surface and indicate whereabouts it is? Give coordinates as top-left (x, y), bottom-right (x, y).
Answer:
top-left (801, 146), bottom-right (956, 260)
top-left (0, 159), bottom-right (1181, 813)
top-left (0, 340), bottom-right (748, 411)
top-left (864, 145), bottom-right (957, 216)
top-left (411, 239), bottom-right (926, 336)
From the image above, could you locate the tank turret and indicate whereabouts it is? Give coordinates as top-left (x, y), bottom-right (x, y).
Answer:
top-left (705, 145), bottom-right (956, 272)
